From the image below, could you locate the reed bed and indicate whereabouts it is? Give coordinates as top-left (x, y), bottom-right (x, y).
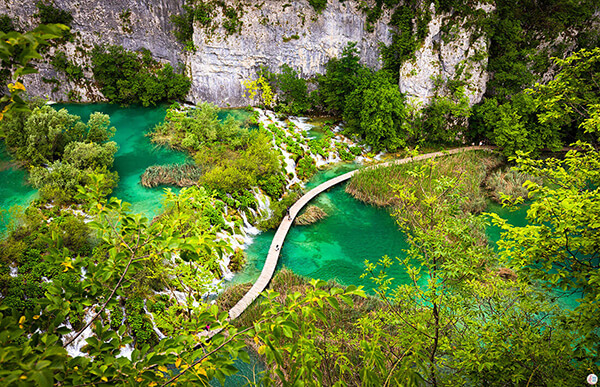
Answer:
top-left (346, 151), bottom-right (504, 213)
top-left (140, 163), bottom-right (202, 188)
top-left (294, 205), bottom-right (328, 225)
top-left (485, 168), bottom-right (542, 203)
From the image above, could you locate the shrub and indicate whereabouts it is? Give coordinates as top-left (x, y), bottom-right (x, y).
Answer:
top-left (0, 14), bottom-right (15, 33)
top-left (308, 0), bottom-right (327, 13)
top-left (91, 45), bottom-right (191, 106)
top-left (35, 1), bottom-right (73, 26)
top-left (50, 51), bottom-right (84, 81)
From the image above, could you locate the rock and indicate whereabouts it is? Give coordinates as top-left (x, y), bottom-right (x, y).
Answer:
top-left (1, 0), bottom-right (184, 102)
top-left (189, 0), bottom-right (392, 106)
top-left (399, 3), bottom-right (494, 107)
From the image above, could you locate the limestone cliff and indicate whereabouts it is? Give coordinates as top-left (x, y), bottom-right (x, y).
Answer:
top-left (399, 3), bottom-right (494, 107)
top-left (0, 0), bottom-right (183, 102)
top-left (3, 0), bottom-right (495, 108)
top-left (188, 0), bottom-right (392, 106)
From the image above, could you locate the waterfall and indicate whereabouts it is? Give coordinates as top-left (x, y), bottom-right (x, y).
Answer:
top-left (143, 300), bottom-right (166, 340)
top-left (64, 305), bottom-right (99, 358)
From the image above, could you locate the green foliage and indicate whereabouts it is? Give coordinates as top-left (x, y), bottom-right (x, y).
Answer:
top-left (476, 93), bottom-right (562, 156)
top-left (90, 45), bottom-right (190, 106)
top-left (473, 48), bottom-right (600, 155)
top-left (534, 47), bottom-right (600, 138)
top-left (350, 156), bottom-right (590, 384)
top-left (379, 3), bottom-right (431, 82)
top-left (316, 42), bottom-right (363, 115)
top-left (296, 156), bottom-right (317, 181)
top-left (62, 141), bottom-right (118, 170)
top-left (268, 64), bottom-right (311, 115)
top-left (485, 0), bottom-right (598, 100)
top-left (0, 24), bottom-right (68, 114)
top-left (171, 0), bottom-right (241, 46)
top-left (35, 1), bottom-right (73, 27)
top-left (152, 103), bottom-right (285, 199)
top-left (50, 50), bottom-right (84, 81)
top-left (489, 142), bottom-right (600, 380)
top-left (0, 105), bottom-right (119, 204)
top-left (6, 105), bottom-right (86, 166)
top-left (343, 69), bottom-right (408, 151)
top-left (0, 14), bottom-right (15, 33)
top-left (228, 248), bottom-right (246, 272)
top-left (419, 87), bottom-right (472, 145)
top-left (308, 0), bottom-right (327, 14)
top-left (171, 4), bottom-right (195, 46)
top-left (197, 130), bottom-right (284, 197)
top-left (85, 112), bottom-right (116, 143)
top-left (221, 4), bottom-right (242, 35)
top-left (125, 297), bottom-right (158, 347)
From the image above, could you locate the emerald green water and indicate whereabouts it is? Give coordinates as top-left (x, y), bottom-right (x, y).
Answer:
top-left (237, 163), bottom-right (414, 291)
top-left (52, 103), bottom-right (189, 218)
top-left (0, 144), bottom-right (38, 234)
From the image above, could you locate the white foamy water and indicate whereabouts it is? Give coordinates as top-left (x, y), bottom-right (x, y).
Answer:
top-left (143, 300), bottom-right (166, 340)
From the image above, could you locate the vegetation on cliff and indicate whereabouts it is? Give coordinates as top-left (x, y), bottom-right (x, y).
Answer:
top-left (90, 45), bottom-right (191, 107)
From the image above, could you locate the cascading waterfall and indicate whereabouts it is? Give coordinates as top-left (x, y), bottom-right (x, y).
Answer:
top-left (143, 300), bottom-right (167, 340)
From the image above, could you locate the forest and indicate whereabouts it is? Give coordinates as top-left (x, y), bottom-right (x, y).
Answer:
top-left (0, 0), bottom-right (599, 386)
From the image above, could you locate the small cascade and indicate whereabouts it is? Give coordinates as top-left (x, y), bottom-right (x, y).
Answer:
top-left (64, 305), bottom-right (99, 358)
top-left (143, 300), bottom-right (166, 340)
top-left (288, 116), bottom-right (313, 133)
top-left (251, 187), bottom-right (273, 220)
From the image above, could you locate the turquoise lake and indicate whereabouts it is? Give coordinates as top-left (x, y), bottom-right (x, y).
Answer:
top-left (0, 103), bottom-right (533, 291)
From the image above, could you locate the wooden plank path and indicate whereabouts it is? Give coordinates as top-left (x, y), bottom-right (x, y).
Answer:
top-left (226, 145), bottom-right (492, 321)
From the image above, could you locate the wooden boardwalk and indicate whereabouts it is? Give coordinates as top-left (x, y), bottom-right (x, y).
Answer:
top-left (227, 145), bottom-right (491, 320)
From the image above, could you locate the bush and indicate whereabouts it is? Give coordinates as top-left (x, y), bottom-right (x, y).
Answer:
top-left (0, 14), bottom-right (15, 33)
top-left (308, 0), bottom-right (327, 13)
top-left (272, 64), bottom-right (311, 115)
top-left (91, 45), bottom-right (191, 106)
top-left (296, 157), bottom-right (317, 181)
top-left (50, 51), bottom-right (84, 81)
top-left (35, 1), bottom-right (73, 26)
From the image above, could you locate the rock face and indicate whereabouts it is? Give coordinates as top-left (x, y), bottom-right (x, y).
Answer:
top-left (0, 0), bottom-right (183, 102)
top-left (189, 0), bottom-right (392, 106)
top-left (399, 3), bottom-right (494, 107)
top-left (3, 0), bottom-right (494, 108)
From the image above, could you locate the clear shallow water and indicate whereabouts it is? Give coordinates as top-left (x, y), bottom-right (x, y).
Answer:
top-left (0, 144), bottom-right (38, 234)
top-left (235, 163), bottom-right (414, 291)
top-left (53, 103), bottom-right (189, 219)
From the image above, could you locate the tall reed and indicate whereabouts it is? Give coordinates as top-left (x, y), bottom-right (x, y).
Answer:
top-left (346, 151), bottom-right (504, 213)
top-left (140, 163), bottom-right (202, 188)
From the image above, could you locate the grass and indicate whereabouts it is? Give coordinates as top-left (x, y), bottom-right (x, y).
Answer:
top-left (346, 151), bottom-right (504, 213)
top-left (140, 163), bottom-right (202, 188)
